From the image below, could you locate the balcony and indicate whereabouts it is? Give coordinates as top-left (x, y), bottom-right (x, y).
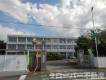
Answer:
top-left (46, 48), bottom-right (75, 52)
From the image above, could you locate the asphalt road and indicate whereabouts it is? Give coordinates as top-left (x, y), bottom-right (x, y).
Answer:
top-left (47, 59), bottom-right (93, 72)
top-left (1, 60), bottom-right (106, 80)
top-left (0, 76), bottom-right (20, 80)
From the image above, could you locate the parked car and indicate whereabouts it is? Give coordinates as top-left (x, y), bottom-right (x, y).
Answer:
top-left (68, 57), bottom-right (79, 65)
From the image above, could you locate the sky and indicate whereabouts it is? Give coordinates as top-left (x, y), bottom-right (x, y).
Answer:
top-left (0, 0), bottom-right (106, 40)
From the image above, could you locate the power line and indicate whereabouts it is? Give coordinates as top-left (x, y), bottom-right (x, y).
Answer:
top-left (0, 20), bottom-right (36, 25)
top-left (0, 20), bottom-right (94, 30)
top-left (0, 19), bottom-right (105, 30)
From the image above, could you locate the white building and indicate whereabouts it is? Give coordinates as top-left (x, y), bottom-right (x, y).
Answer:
top-left (6, 35), bottom-right (77, 59)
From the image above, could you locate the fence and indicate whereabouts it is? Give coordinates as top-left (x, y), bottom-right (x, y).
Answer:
top-left (94, 57), bottom-right (106, 68)
top-left (0, 55), bottom-right (27, 72)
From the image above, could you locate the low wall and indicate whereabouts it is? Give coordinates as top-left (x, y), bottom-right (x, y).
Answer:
top-left (0, 55), bottom-right (27, 72)
top-left (94, 57), bottom-right (106, 68)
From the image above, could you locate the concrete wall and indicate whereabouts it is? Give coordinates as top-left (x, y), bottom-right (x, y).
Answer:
top-left (0, 55), bottom-right (27, 72)
top-left (94, 57), bottom-right (106, 68)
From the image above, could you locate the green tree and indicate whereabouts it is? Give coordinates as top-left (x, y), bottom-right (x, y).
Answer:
top-left (0, 40), bottom-right (6, 55)
top-left (90, 30), bottom-right (106, 56)
top-left (99, 31), bottom-right (106, 47)
top-left (76, 36), bottom-right (92, 55)
top-left (77, 36), bottom-right (92, 49)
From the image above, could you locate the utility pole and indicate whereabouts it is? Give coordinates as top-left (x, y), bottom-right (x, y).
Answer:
top-left (91, 6), bottom-right (99, 57)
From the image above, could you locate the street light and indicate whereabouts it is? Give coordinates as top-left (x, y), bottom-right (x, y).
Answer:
top-left (91, 6), bottom-right (99, 57)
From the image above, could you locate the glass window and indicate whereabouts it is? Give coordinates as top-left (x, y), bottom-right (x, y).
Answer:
top-left (59, 39), bottom-right (66, 43)
top-left (52, 45), bottom-right (59, 49)
top-left (60, 45), bottom-right (66, 49)
top-left (27, 45), bottom-right (33, 49)
top-left (66, 46), bottom-right (74, 49)
top-left (36, 38), bottom-right (42, 41)
top-left (45, 38), bottom-right (51, 43)
top-left (8, 37), bottom-right (17, 42)
top-left (8, 44), bottom-right (16, 50)
top-left (36, 45), bottom-right (42, 49)
top-left (27, 37), bottom-right (33, 42)
top-left (45, 45), bottom-right (51, 49)
top-left (18, 37), bottom-right (26, 42)
top-left (7, 52), bottom-right (16, 55)
top-left (52, 38), bottom-right (59, 43)
top-left (67, 39), bottom-right (72, 43)
top-left (18, 44), bottom-right (25, 50)
top-left (71, 40), bottom-right (75, 43)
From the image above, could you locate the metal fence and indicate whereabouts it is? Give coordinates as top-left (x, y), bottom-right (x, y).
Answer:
top-left (0, 55), bottom-right (27, 72)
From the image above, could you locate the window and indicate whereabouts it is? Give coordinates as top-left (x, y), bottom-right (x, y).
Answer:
top-left (18, 44), bottom-right (25, 50)
top-left (27, 37), bottom-right (33, 42)
top-left (60, 45), bottom-right (66, 49)
top-left (7, 52), bottom-right (16, 55)
top-left (27, 45), bottom-right (33, 49)
top-left (67, 39), bottom-right (72, 43)
top-left (36, 38), bottom-right (42, 41)
top-left (45, 45), bottom-right (51, 49)
top-left (8, 44), bottom-right (16, 50)
top-left (18, 37), bottom-right (26, 42)
top-left (71, 40), bottom-right (75, 43)
top-left (45, 38), bottom-right (51, 43)
top-left (52, 39), bottom-right (59, 43)
top-left (52, 45), bottom-right (59, 49)
top-left (36, 45), bottom-right (42, 49)
top-left (66, 45), bottom-right (73, 49)
top-left (59, 39), bottom-right (66, 43)
top-left (8, 37), bottom-right (17, 42)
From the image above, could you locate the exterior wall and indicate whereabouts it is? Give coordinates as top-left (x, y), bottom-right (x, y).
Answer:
top-left (0, 55), bottom-right (27, 72)
top-left (94, 57), bottom-right (106, 68)
top-left (6, 35), bottom-right (77, 58)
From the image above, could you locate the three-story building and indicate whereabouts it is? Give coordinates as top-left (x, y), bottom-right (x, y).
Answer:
top-left (6, 35), bottom-right (77, 59)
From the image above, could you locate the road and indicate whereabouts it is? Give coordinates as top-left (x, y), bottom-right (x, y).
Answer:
top-left (1, 59), bottom-right (106, 80)
top-left (47, 59), bottom-right (97, 72)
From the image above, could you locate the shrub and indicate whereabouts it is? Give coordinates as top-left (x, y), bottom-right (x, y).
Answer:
top-left (47, 52), bottom-right (64, 60)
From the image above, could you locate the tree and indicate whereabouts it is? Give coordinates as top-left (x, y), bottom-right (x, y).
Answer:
top-left (99, 31), bottom-right (106, 47)
top-left (97, 30), bottom-right (106, 56)
top-left (76, 36), bottom-right (92, 55)
top-left (76, 30), bottom-right (106, 57)
top-left (77, 36), bottom-right (92, 49)
top-left (91, 30), bottom-right (106, 57)
top-left (0, 40), bottom-right (6, 55)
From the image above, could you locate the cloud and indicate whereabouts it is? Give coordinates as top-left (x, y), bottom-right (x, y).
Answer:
top-left (0, 0), bottom-right (106, 37)
top-left (31, 0), bottom-right (106, 37)
top-left (0, 25), bottom-right (35, 41)
top-left (0, 0), bottom-right (31, 23)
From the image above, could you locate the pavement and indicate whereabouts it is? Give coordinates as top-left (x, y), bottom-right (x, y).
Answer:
top-left (0, 71), bottom-right (26, 77)
top-left (47, 59), bottom-right (95, 72)
top-left (1, 59), bottom-right (106, 80)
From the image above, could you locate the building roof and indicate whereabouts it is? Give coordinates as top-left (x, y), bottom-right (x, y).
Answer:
top-left (7, 34), bottom-right (77, 39)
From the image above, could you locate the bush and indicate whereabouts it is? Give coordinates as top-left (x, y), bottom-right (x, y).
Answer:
top-left (47, 52), bottom-right (64, 61)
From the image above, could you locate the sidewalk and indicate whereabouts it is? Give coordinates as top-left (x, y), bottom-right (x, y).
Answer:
top-left (0, 71), bottom-right (26, 77)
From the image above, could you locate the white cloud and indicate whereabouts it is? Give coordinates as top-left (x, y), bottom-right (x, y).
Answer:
top-left (0, 0), bottom-right (31, 23)
top-left (0, 25), bottom-right (35, 41)
top-left (31, 0), bottom-right (106, 37)
top-left (0, 0), bottom-right (106, 37)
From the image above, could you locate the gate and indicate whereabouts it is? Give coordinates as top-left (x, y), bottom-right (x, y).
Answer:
top-left (0, 55), bottom-right (27, 72)
top-left (83, 55), bottom-right (91, 67)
